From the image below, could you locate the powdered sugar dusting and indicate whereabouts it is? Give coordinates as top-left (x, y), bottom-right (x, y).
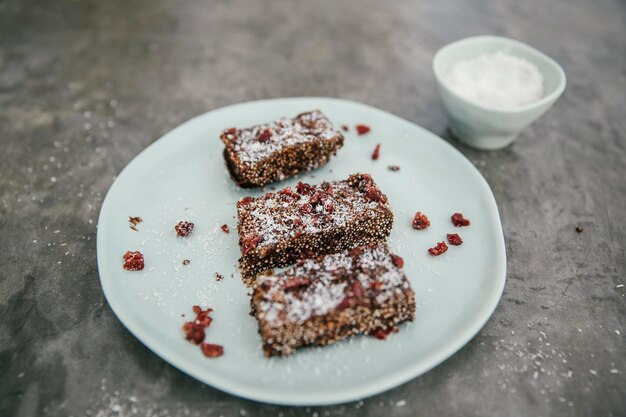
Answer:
top-left (226, 110), bottom-right (341, 164)
top-left (257, 245), bottom-right (410, 326)
top-left (239, 178), bottom-right (387, 248)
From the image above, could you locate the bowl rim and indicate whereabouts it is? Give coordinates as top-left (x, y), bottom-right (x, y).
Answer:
top-left (432, 35), bottom-right (567, 114)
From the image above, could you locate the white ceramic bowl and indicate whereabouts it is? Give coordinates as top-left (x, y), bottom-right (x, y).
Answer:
top-left (433, 36), bottom-right (566, 150)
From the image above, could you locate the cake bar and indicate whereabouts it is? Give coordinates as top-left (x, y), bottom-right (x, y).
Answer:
top-left (236, 173), bottom-right (393, 286)
top-left (220, 110), bottom-right (344, 188)
top-left (250, 243), bottom-right (416, 357)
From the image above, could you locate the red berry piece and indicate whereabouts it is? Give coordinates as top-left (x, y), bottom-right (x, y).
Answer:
top-left (447, 233), bottom-right (463, 246)
top-left (278, 187), bottom-right (301, 200)
top-left (371, 326), bottom-right (398, 340)
top-left (356, 124), bottom-right (371, 135)
top-left (309, 191), bottom-right (325, 205)
top-left (192, 305), bottom-right (214, 328)
top-left (201, 343), bottom-right (224, 358)
top-left (412, 212), bottom-right (430, 230)
top-left (283, 277), bottom-right (312, 291)
top-left (257, 129), bottom-right (271, 143)
top-left (352, 281), bottom-right (364, 298)
top-left (296, 181), bottom-right (314, 195)
top-left (341, 125), bottom-right (349, 132)
top-left (220, 224), bottom-right (229, 233)
top-left (428, 241), bottom-right (448, 256)
top-left (240, 196), bottom-right (254, 205)
top-left (372, 328), bottom-right (389, 340)
top-left (223, 127), bottom-right (237, 141)
top-left (241, 233), bottom-right (263, 256)
top-left (451, 212), bottom-right (470, 227)
top-left (364, 186), bottom-right (386, 203)
top-left (301, 203), bottom-right (313, 214)
top-left (175, 221), bottom-right (194, 237)
top-left (336, 296), bottom-right (356, 311)
top-left (122, 251), bottom-right (144, 271)
top-left (390, 254), bottom-right (404, 268)
top-left (371, 144), bottom-right (381, 160)
top-left (182, 322), bottom-right (205, 345)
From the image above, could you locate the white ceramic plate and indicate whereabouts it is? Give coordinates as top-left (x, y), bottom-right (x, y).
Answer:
top-left (97, 97), bottom-right (506, 406)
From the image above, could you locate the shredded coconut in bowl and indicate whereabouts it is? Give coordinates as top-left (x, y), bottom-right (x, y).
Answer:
top-left (445, 51), bottom-right (544, 109)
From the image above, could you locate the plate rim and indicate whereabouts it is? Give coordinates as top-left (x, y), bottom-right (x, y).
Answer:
top-left (97, 97), bottom-right (507, 406)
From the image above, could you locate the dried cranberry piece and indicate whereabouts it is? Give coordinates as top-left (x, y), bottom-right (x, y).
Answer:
top-left (372, 328), bottom-right (389, 340)
top-left (201, 343), bottom-right (224, 358)
top-left (309, 191), bottom-right (325, 205)
top-left (296, 181), bottom-right (314, 195)
top-left (412, 212), bottom-right (430, 230)
top-left (451, 212), bottom-right (470, 227)
top-left (428, 241), bottom-right (448, 256)
top-left (364, 186), bottom-right (386, 203)
top-left (283, 277), bottom-right (311, 291)
top-left (241, 233), bottom-right (263, 256)
top-left (293, 219), bottom-right (305, 237)
top-left (336, 296), bottom-right (356, 311)
top-left (371, 326), bottom-right (398, 340)
top-left (175, 221), bottom-right (195, 237)
top-left (192, 306), bottom-right (214, 327)
top-left (390, 254), bottom-right (404, 268)
top-left (447, 233), bottom-right (463, 245)
top-left (341, 125), bottom-right (349, 132)
top-left (220, 224), bottom-right (229, 233)
top-left (352, 281), bottom-right (364, 298)
top-left (370, 281), bottom-right (383, 291)
top-left (356, 124), bottom-right (371, 135)
top-left (324, 201), bottom-right (334, 213)
top-left (278, 187), bottom-right (301, 200)
top-left (240, 196), bottom-right (254, 205)
top-left (122, 251), bottom-right (144, 271)
top-left (257, 129), bottom-right (271, 143)
top-left (183, 322), bottom-right (205, 345)
top-left (349, 246), bottom-right (364, 258)
top-left (223, 128), bottom-right (238, 141)
top-left (301, 203), bottom-right (313, 214)
top-left (371, 144), bottom-right (381, 160)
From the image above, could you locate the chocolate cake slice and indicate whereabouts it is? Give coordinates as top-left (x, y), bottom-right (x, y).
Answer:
top-left (220, 110), bottom-right (344, 188)
top-left (236, 174), bottom-right (393, 286)
top-left (250, 243), bottom-right (416, 357)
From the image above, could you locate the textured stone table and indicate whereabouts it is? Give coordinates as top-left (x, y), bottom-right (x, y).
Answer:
top-left (1, 0), bottom-right (624, 416)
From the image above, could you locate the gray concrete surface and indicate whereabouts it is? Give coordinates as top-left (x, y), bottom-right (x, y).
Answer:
top-left (1, 0), bottom-right (625, 416)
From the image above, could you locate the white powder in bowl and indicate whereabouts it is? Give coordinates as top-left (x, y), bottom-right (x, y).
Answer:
top-left (445, 51), bottom-right (544, 109)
